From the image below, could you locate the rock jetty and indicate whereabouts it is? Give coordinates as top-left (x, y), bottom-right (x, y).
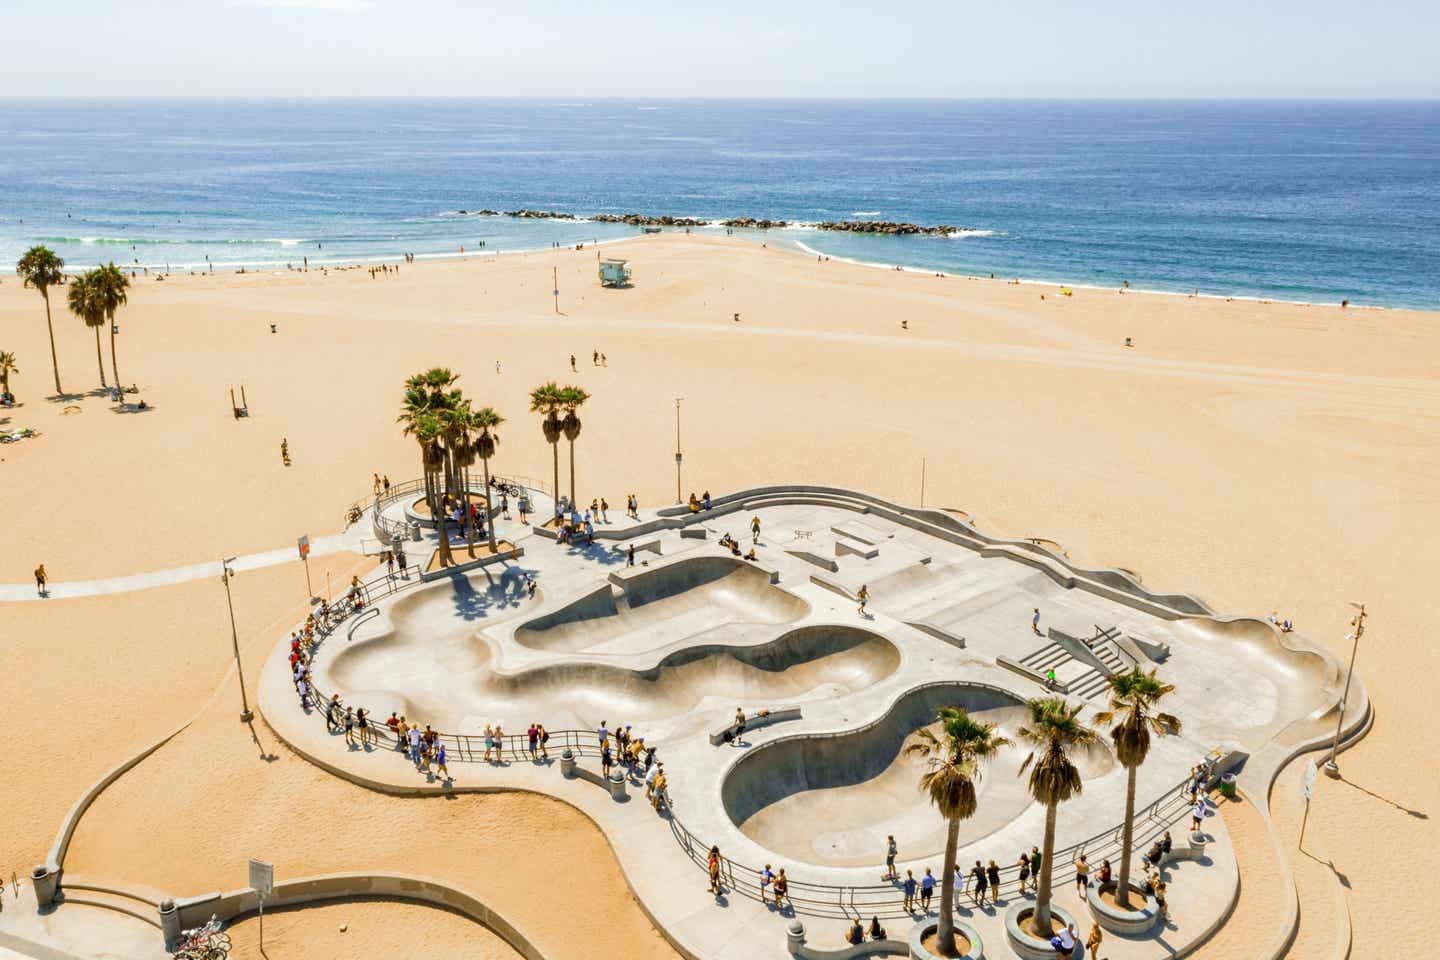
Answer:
top-left (456, 208), bottom-right (970, 236)
top-left (816, 220), bottom-right (959, 236)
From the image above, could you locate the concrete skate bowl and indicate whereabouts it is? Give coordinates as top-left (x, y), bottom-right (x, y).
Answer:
top-left (722, 682), bottom-right (1115, 868)
top-left (324, 624), bottom-right (898, 733)
top-left (1167, 616), bottom-right (1340, 748)
top-left (485, 624), bottom-right (901, 730)
top-left (514, 556), bottom-right (809, 655)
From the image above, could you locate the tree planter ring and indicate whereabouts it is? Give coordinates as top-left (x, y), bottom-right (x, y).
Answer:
top-left (1086, 879), bottom-right (1162, 935)
top-left (908, 919), bottom-right (984, 959)
top-left (1004, 902), bottom-right (1079, 960)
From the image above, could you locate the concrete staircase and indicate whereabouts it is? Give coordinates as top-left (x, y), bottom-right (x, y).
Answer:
top-left (1017, 634), bottom-right (1128, 700)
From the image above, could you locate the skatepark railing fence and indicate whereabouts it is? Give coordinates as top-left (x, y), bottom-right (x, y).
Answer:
top-left (369, 474), bottom-right (552, 543)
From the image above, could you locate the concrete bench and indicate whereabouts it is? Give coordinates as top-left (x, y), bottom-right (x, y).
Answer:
top-left (835, 537), bottom-right (879, 560)
top-left (785, 920), bottom-right (908, 960)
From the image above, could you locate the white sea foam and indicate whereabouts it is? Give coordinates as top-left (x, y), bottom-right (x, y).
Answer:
top-left (851, 211), bottom-right (881, 217)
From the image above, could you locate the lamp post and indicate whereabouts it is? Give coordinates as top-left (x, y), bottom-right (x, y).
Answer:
top-left (674, 397), bottom-right (684, 505)
top-left (1322, 602), bottom-right (1366, 779)
top-left (222, 557), bottom-right (254, 723)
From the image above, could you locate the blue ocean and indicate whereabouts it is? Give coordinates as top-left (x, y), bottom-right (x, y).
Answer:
top-left (2, 99), bottom-right (1437, 308)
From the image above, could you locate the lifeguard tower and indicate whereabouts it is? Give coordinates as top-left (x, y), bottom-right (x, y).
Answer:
top-left (598, 258), bottom-right (632, 288)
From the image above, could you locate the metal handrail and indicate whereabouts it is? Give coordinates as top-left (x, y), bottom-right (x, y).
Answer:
top-left (370, 474), bottom-right (551, 543)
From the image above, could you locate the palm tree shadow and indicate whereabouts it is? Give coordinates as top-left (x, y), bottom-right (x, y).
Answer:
top-left (569, 540), bottom-right (626, 567)
top-left (450, 564), bottom-right (534, 621)
top-left (111, 402), bottom-right (155, 414)
top-left (45, 391), bottom-right (89, 403)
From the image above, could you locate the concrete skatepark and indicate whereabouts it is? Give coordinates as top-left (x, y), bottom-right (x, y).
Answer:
top-left (11, 482), bottom-right (1371, 960)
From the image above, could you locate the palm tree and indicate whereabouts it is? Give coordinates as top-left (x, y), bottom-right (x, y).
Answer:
top-left (472, 406), bottom-right (505, 553)
top-left (447, 398), bottom-right (479, 558)
top-left (529, 382), bottom-right (564, 516)
top-left (91, 262), bottom-right (130, 391)
top-left (1016, 697), bottom-right (1098, 938)
top-left (66, 271), bottom-right (107, 388)
top-left (398, 369), bottom-right (461, 568)
top-left (905, 707), bottom-right (1011, 957)
top-left (15, 246), bottom-right (65, 394)
top-left (559, 384), bottom-right (590, 508)
top-left (0, 350), bottom-right (18, 400)
top-left (1095, 669), bottom-right (1181, 908)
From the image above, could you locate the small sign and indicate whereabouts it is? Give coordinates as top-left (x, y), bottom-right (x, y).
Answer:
top-left (675, 453), bottom-right (683, 463)
top-left (1302, 759), bottom-right (1318, 801)
top-left (297, 534), bottom-right (310, 560)
top-left (249, 859), bottom-right (274, 898)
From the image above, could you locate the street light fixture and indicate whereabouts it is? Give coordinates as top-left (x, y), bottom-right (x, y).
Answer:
top-left (1322, 602), bottom-right (1366, 779)
top-left (674, 397), bottom-right (684, 505)
top-left (222, 556), bottom-right (254, 723)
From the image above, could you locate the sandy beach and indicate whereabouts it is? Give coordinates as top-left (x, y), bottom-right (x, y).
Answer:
top-left (2, 233), bottom-right (1437, 956)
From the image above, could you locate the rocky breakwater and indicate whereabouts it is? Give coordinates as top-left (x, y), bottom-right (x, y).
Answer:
top-left (720, 217), bottom-right (790, 229)
top-left (816, 220), bottom-right (962, 236)
top-left (593, 213), bottom-right (710, 227)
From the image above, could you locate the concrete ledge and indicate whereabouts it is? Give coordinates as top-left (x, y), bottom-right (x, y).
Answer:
top-left (679, 527), bottom-right (709, 540)
top-left (708, 707), bottom-right (803, 745)
top-left (785, 918), bottom-right (909, 960)
top-left (995, 654), bottom-right (1070, 694)
top-left (1085, 879), bottom-right (1160, 935)
top-left (907, 919), bottom-right (983, 960)
top-left (835, 538), bottom-right (879, 560)
top-left (174, 872), bottom-right (549, 960)
top-left (903, 620), bottom-right (966, 649)
top-left (809, 573), bottom-right (857, 600)
top-left (1004, 901), bottom-right (1078, 960)
top-left (419, 544), bottom-right (522, 581)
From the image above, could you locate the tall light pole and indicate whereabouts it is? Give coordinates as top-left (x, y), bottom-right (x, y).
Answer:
top-left (674, 397), bottom-right (684, 505)
top-left (222, 557), bottom-right (254, 723)
top-left (1323, 602), bottom-right (1366, 778)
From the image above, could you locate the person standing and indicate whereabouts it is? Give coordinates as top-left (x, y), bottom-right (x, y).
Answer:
top-left (601, 742), bottom-right (613, 778)
top-left (1086, 922), bottom-right (1103, 957)
top-left (902, 870), bottom-right (917, 913)
top-left (536, 724), bottom-right (550, 759)
top-left (435, 742), bottom-right (449, 779)
top-left (1017, 852), bottom-right (1031, 894)
top-left (751, 515), bottom-right (762, 543)
top-left (986, 860), bottom-right (1001, 904)
top-left (1074, 853), bottom-right (1090, 895)
top-left (397, 544), bottom-right (408, 579)
top-left (857, 584), bottom-right (869, 616)
top-left (1032, 607), bottom-right (1042, 635)
top-left (759, 863), bottom-right (775, 904)
top-left (970, 861), bottom-right (986, 906)
top-left (383, 475), bottom-right (391, 494)
top-left (707, 847), bottom-right (723, 895)
top-left (920, 868), bottom-right (936, 914)
top-left (527, 723), bottom-right (539, 759)
top-left (628, 543), bottom-right (635, 567)
top-left (34, 564), bottom-right (47, 597)
top-left (884, 836), bottom-right (898, 881)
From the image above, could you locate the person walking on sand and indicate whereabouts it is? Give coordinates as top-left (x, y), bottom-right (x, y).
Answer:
top-left (281, 438), bottom-right (290, 466)
top-left (373, 473), bottom-right (382, 496)
top-left (383, 474), bottom-right (391, 494)
top-left (592, 350), bottom-right (599, 366)
top-left (570, 354), bottom-right (577, 372)
top-left (1032, 607), bottom-right (1042, 635)
top-left (884, 835), bottom-right (899, 881)
top-left (34, 564), bottom-right (47, 597)
top-left (857, 584), bottom-right (869, 616)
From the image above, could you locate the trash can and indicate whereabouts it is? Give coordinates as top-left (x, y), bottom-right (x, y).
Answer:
top-left (409, 521), bottom-right (422, 542)
top-left (1219, 772), bottom-right (1237, 799)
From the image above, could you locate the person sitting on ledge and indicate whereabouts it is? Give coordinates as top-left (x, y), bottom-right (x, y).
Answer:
top-left (719, 532), bottom-right (735, 550)
top-left (744, 547), bottom-right (757, 561)
top-left (702, 490), bottom-right (712, 510)
top-left (867, 917), bottom-right (887, 941)
top-left (688, 492), bottom-right (701, 513)
top-left (846, 919), bottom-right (865, 946)
top-left (730, 539), bottom-right (743, 557)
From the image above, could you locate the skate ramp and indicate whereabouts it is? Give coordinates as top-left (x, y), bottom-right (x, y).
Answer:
top-left (515, 555), bottom-right (809, 655)
top-left (722, 682), bottom-right (1114, 867)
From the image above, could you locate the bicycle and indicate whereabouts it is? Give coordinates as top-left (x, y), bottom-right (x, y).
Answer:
top-left (174, 915), bottom-right (229, 959)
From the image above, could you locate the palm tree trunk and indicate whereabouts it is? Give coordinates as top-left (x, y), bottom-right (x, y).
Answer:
top-left (550, 437), bottom-right (560, 516)
top-left (568, 438), bottom-right (576, 509)
top-left (93, 327), bottom-right (107, 387)
top-left (481, 455), bottom-right (498, 553)
top-left (1117, 764), bottom-right (1138, 908)
top-left (464, 464), bottom-right (476, 559)
top-left (1033, 802), bottom-right (1060, 937)
top-left (42, 290), bottom-right (62, 394)
top-left (937, 814), bottom-right (961, 956)
top-left (108, 311), bottom-right (121, 391)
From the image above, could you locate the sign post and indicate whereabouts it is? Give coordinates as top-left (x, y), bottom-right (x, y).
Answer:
top-left (249, 859), bottom-right (273, 952)
top-left (1298, 759), bottom-right (1318, 851)
top-left (297, 535), bottom-right (312, 599)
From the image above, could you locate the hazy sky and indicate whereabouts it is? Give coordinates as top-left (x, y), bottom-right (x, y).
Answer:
top-left (4, 0), bottom-right (1437, 98)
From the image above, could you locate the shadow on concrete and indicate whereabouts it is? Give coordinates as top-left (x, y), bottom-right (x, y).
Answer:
top-left (449, 564), bottom-right (532, 622)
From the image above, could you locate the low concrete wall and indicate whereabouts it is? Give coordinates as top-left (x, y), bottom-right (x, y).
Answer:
top-left (174, 872), bottom-right (549, 960)
top-left (708, 707), bottom-right (802, 745)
